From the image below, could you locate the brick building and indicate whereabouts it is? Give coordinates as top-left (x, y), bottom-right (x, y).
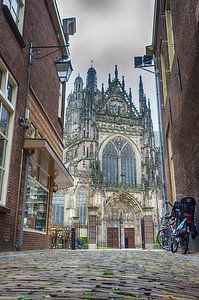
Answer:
top-left (0, 0), bottom-right (73, 251)
top-left (153, 0), bottom-right (199, 249)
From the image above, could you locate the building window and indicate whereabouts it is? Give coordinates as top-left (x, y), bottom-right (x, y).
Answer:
top-left (3, 0), bottom-right (25, 33)
top-left (6, 80), bottom-right (13, 102)
top-left (165, 0), bottom-right (175, 71)
top-left (0, 69), bottom-right (2, 89)
top-left (77, 188), bottom-right (87, 225)
top-left (102, 137), bottom-right (136, 186)
top-left (166, 127), bottom-right (176, 203)
top-left (0, 105), bottom-right (9, 196)
top-left (160, 53), bottom-right (167, 106)
top-left (0, 59), bottom-right (17, 205)
top-left (23, 157), bottom-right (50, 232)
top-left (58, 83), bottom-right (62, 118)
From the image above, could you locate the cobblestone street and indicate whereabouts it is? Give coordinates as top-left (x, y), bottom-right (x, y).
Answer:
top-left (0, 249), bottom-right (199, 299)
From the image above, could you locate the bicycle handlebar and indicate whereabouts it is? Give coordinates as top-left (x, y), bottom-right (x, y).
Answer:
top-left (165, 201), bottom-right (174, 207)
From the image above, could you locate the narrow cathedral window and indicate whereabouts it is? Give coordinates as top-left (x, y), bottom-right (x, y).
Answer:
top-left (77, 188), bottom-right (87, 225)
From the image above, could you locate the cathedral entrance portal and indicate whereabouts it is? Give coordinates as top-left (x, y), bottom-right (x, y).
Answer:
top-left (104, 193), bottom-right (142, 249)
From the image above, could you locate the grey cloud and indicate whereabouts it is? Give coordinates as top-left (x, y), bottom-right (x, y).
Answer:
top-left (57, 0), bottom-right (157, 129)
top-left (74, 0), bottom-right (120, 11)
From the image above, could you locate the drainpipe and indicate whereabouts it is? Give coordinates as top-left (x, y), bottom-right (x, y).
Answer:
top-left (141, 217), bottom-right (146, 249)
top-left (13, 43), bottom-right (33, 250)
top-left (13, 149), bottom-right (24, 250)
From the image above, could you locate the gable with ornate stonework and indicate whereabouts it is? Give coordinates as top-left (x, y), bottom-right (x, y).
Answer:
top-left (97, 75), bottom-right (140, 119)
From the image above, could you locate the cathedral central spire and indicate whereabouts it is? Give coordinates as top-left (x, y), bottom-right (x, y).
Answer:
top-left (86, 63), bottom-right (97, 91)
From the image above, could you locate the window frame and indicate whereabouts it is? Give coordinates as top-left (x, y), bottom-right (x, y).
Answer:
top-left (76, 187), bottom-right (87, 226)
top-left (3, 0), bottom-right (26, 35)
top-left (102, 138), bottom-right (137, 186)
top-left (0, 59), bottom-right (17, 206)
top-left (165, 0), bottom-right (175, 71)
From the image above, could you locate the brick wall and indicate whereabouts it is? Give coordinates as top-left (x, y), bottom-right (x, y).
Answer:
top-left (0, 0), bottom-right (65, 251)
top-left (154, 1), bottom-right (199, 247)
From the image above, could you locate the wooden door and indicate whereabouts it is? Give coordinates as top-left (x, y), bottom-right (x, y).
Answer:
top-left (107, 227), bottom-right (119, 248)
top-left (124, 228), bottom-right (135, 248)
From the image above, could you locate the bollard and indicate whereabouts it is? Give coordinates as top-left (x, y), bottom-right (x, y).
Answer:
top-left (71, 227), bottom-right (76, 250)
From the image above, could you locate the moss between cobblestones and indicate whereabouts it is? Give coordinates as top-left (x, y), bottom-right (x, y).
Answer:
top-left (114, 291), bottom-right (142, 298)
top-left (16, 297), bottom-right (32, 300)
top-left (83, 291), bottom-right (97, 295)
top-left (103, 271), bottom-right (113, 277)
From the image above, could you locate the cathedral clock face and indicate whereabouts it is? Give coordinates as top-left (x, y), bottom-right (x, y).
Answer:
top-left (107, 97), bottom-right (127, 115)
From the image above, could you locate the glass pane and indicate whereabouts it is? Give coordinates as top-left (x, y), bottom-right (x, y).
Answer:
top-left (6, 80), bottom-right (13, 102)
top-left (11, 0), bottom-right (20, 24)
top-left (0, 69), bottom-right (2, 90)
top-left (0, 105), bottom-right (9, 136)
top-left (39, 169), bottom-right (49, 188)
top-left (0, 168), bottom-right (4, 198)
top-left (28, 159), bottom-right (39, 181)
top-left (24, 179), bottom-right (48, 232)
top-left (0, 137), bottom-right (6, 167)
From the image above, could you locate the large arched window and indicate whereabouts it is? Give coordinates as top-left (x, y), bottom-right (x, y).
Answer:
top-left (77, 188), bottom-right (87, 225)
top-left (102, 137), bottom-right (136, 186)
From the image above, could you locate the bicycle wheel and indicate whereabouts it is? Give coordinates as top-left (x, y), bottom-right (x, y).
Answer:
top-left (171, 236), bottom-right (178, 253)
top-left (180, 234), bottom-right (189, 254)
top-left (157, 228), bottom-right (171, 251)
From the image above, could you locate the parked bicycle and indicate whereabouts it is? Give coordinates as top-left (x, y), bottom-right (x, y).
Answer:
top-left (157, 205), bottom-right (175, 251)
top-left (170, 196), bottom-right (197, 254)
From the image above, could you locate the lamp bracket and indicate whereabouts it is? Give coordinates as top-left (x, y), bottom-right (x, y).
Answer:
top-left (29, 43), bottom-right (69, 63)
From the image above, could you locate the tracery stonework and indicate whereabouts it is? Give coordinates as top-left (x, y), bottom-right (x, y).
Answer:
top-left (63, 65), bottom-right (163, 249)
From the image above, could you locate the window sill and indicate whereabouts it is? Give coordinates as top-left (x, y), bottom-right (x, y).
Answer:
top-left (3, 4), bottom-right (26, 48)
top-left (0, 205), bottom-right (10, 214)
top-left (23, 228), bottom-right (47, 235)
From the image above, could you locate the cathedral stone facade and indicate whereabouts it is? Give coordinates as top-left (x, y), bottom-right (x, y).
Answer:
top-left (64, 65), bottom-right (162, 249)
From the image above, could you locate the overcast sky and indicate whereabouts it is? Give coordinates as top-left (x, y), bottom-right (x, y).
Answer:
top-left (57, 0), bottom-right (158, 130)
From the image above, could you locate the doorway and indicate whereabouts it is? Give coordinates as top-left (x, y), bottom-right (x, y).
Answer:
top-left (124, 228), bottom-right (135, 248)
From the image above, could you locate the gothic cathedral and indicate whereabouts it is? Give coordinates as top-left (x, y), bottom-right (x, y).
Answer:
top-left (64, 65), bottom-right (162, 249)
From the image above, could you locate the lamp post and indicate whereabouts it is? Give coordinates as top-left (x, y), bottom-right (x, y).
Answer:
top-left (119, 210), bottom-right (123, 249)
top-left (134, 52), bottom-right (168, 213)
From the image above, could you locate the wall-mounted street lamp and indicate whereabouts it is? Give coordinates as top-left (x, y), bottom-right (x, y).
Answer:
top-left (54, 55), bottom-right (73, 83)
top-left (19, 43), bottom-right (73, 129)
top-left (29, 43), bottom-right (73, 83)
top-left (134, 48), bottom-right (168, 213)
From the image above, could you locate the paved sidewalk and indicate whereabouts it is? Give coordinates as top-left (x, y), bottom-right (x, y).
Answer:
top-left (0, 249), bottom-right (199, 299)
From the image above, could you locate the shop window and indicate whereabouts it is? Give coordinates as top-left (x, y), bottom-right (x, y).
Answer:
top-left (0, 59), bottom-right (17, 205)
top-left (23, 157), bottom-right (50, 232)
